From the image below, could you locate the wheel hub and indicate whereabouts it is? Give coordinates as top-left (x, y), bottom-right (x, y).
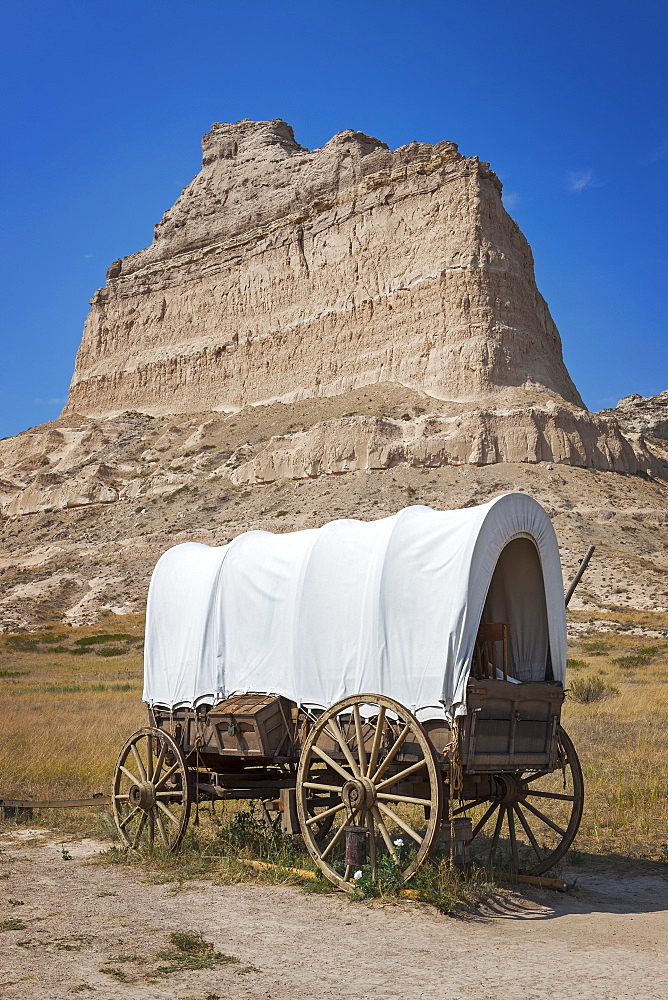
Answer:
top-left (342, 777), bottom-right (375, 813)
top-left (494, 774), bottom-right (520, 805)
top-left (128, 781), bottom-right (156, 810)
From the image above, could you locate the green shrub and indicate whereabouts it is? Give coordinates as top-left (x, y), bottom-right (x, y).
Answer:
top-left (569, 676), bottom-right (620, 704)
top-left (4, 636), bottom-right (40, 652)
top-left (580, 639), bottom-right (613, 656)
top-left (612, 646), bottom-right (662, 668)
top-left (73, 634), bottom-right (131, 647)
top-left (567, 658), bottom-right (589, 671)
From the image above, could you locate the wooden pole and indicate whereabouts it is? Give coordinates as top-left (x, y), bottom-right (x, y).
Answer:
top-left (565, 545), bottom-right (596, 607)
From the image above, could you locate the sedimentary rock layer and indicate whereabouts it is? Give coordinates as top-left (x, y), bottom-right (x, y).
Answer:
top-left (230, 401), bottom-right (661, 484)
top-left (67, 119), bottom-right (583, 417)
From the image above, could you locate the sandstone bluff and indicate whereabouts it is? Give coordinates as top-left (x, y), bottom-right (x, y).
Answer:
top-left (70, 119), bottom-right (584, 416)
top-left (0, 120), bottom-right (666, 629)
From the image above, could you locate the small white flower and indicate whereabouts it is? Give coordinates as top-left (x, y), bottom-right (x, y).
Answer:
top-left (353, 870), bottom-right (363, 880)
top-left (393, 838), bottom-right (404, 848)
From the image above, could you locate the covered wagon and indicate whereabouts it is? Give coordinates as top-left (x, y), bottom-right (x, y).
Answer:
top-left (113, 492), bottom-right (584, 888)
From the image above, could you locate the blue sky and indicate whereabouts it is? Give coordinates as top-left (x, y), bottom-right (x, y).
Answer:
top-left (1, 0), bottom-right (666, 439)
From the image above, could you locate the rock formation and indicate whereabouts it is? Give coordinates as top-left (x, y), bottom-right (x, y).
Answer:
top-left (67, 119), bottom-right (585, 418)
top-left (229, 395), bottom-right (660, 485)
top-left (598, 391), bottom-right (668, 442)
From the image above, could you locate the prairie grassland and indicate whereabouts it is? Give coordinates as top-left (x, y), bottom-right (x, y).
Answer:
top-left (562, 615), bottom-right (668, 860)
top-left (0, 617), bottom-right (146, 807)
top-left (1, 612), bottom-right (667, 862)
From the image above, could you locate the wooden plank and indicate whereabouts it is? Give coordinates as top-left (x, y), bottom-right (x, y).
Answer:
top-left (1, 796), bottom-right (111, 809)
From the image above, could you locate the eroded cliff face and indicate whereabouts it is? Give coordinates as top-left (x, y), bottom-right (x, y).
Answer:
top-left (67, 119), bottom-right (583, 417)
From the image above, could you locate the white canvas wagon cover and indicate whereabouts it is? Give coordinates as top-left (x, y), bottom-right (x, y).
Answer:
top-left (143, 492), bottom-right (567, 718)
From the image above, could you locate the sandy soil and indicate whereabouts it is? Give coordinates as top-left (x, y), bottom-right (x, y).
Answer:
top-left (1, 830), bottom-right (666, 1000)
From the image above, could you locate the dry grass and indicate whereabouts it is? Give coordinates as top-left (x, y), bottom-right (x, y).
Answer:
top-left (563, 621), bottom-right (668, 860)
top-left (1, 612), bottom-right (667, 864)
top-left (0, 617), bottom-right (145, 805)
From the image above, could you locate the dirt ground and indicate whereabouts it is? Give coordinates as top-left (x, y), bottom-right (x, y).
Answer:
top-left (1, 830), bottom-right (666, 1000)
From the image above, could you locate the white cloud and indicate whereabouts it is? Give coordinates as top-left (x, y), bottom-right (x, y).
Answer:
top-left (567, 170), bottom-right (595, 193)
top-left (502, 191), bottom-right (521, 210)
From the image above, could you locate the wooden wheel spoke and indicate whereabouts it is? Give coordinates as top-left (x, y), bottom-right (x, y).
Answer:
top-left (303, 781), bottom-right (345, 794)
top-left (366, 809), bottom-right (376, 878)
top-left (343, 864), bottom-right (352, 882)
top-left (470, 800), bottom-right (499, 840)
top-left (152, 741), bottom-right (168, 784)
top-left (154, 761), bottom-right (180, 790)
top-left (305, 801), bottom-right (346, 827)
top-left (371, 806), bottom-right (399, 862)
top-left (507, 803), bottom-right (519, 871)
top-left (119, 806), bottom-right (140, 830)
top-left (320, 815), bottom-right (353, 861)
top-left (130, 744), bottom-right (147, 783)
top-left (377, 801), bottom-right (423, 846)
top-left (520, 798), bottom-right (567, 837)
top-left (489, 804), bottom-right (506, 862)
top-left (147, 809), bottom-right (155, 848)
top-left (146, 735), bottom-right (154, 781)
top-left (371, 723), bottom-right (411, 784)
top-left (376, 792), bottom-right (433, 807)
top-left (522, 770), bottom-right (551, 784)
top-left (131, 812), bottom-right (147, 848)
top-left (513, 804), bottom-right (543, 861)
top-left (156, 800), bottom-right (180, 826)
top-left (367, 706), bottom-right (386, 779)
top-left (450, 798), bottom-right (487, 816)
top-left (119, 764), bottom-right (141, 786)
top-left (523, 789), bottom-right (575, 802)
top-left (311, 744), bottom-right (355, 784)
top-left (375, 757), bottom-right (427, 792)
top-left (328, 717), bottom-right (360, 778)
top-left (352, 703), bottom-right (367, 777)
top-left (155, 809), bottom-right (169, 847)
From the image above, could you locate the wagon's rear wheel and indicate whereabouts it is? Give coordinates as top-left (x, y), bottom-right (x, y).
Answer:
top-left (452, 727), bottom-right (583, 875)
top-left (297, 694), bottom-right (443, 892)
top-left (112, 727), bottom-right (191, 852)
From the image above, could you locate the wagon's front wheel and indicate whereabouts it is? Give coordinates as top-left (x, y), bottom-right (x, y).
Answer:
top-left (296, 695), bottom-right (443, 892)
top-left (112, 727), bottom-right (191, 852)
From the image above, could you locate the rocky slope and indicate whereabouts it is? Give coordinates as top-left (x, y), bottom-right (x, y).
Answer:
top-left (1, 385), bottom-right (667, 631)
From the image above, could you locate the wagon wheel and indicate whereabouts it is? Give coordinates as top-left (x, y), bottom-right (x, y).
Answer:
top-left (452, 727), bottom-right (583, 875)
top-left (296, 694), bottom-right (443, 892)
top-left (112, 727), bottom-right (191, 852)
